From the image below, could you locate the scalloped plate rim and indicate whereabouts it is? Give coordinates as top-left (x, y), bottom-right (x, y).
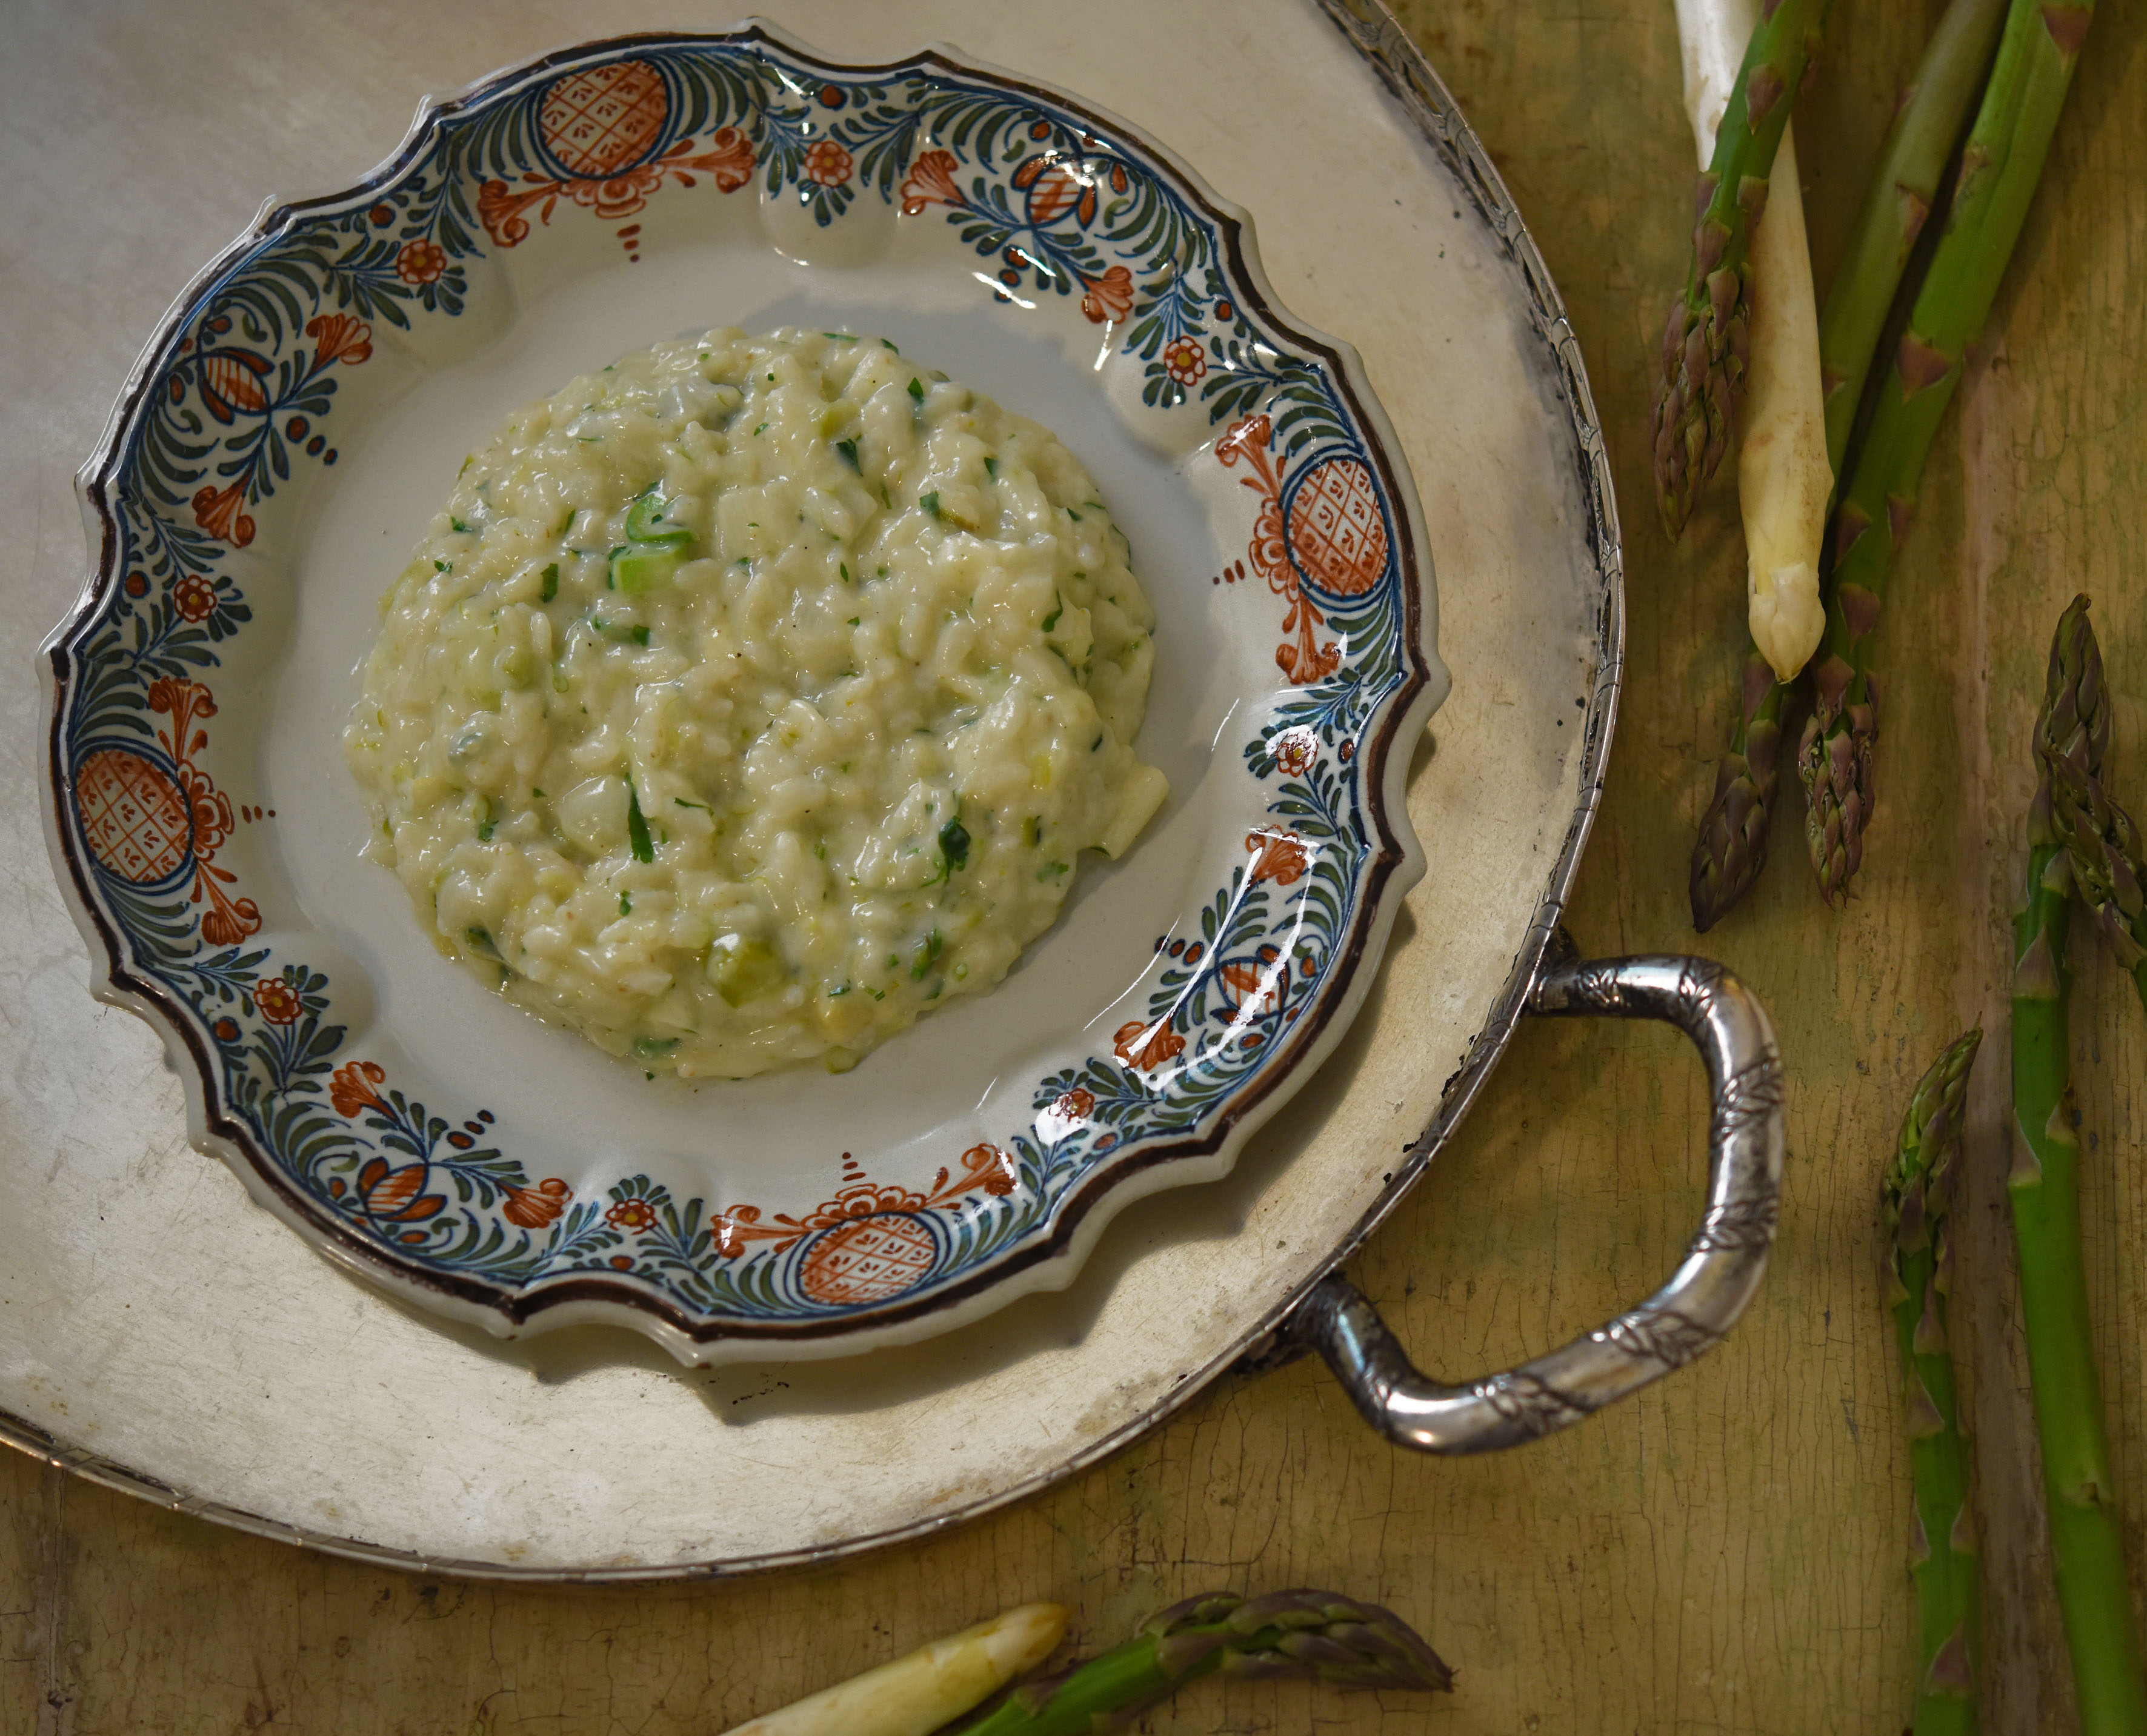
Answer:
top-left (39, 20), bottom-right (1447, 1363)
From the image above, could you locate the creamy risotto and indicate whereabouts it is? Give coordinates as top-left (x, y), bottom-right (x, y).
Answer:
top-left (344, 328), bottom-right (1167, 1077)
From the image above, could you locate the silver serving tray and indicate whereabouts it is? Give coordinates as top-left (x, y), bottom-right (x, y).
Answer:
top-left (2, 0), bottom-right (1779, 1577)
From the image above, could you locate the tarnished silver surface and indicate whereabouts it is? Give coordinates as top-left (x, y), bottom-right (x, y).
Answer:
top-left (1285, 946), bottom-right (1785, 1452)
top-left (0, 0), bottom-right (1693, 1577)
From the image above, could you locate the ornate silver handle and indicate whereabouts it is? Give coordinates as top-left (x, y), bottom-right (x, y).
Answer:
top-left (1285, 952), bottom-right (1783, 1453)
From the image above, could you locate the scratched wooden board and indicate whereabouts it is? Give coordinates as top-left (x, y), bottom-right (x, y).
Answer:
top-left (2, 0), bottom-right (2143, 1729)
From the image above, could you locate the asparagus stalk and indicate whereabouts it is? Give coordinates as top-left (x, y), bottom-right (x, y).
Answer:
top-left (722, 1604), bottom-right (1067, 1736)
top-left (1884, 1028), bottom-right (1984, 1735)
top-left (956, 1590), bottom-right (1451, 1735)
top-left (1799, 0), bottom-right (2097, 900)
top-left (1650, 0), bottom-right (1833, 540)
top-left (1819, 0), bottom-right (2012, 473)
top-left (1688, 0), bottom-right (2004, 928)
top-left (2011, 599), bottom-right (2147, 1735)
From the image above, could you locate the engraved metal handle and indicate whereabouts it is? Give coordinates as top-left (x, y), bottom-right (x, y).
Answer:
top-left (1286, 952), bottom-right (1783, 1453)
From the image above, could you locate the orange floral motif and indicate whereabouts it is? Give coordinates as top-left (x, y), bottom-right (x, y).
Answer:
top-left (251, 976), bottom-right (303, 1025)
top-left (1219, 945), bottom-right (1288, 1017)
top-left (712, 1142), bottom-right (1019, 1262)
top-left (477, 127), bottom-right (754, 247)
top-left (197, 349), bottom-right (271, 421)
top-left (1245, 827), bottom-right (1310, 885)
top-left (171, 765), bottom-right (232, 859)
top-left (330, 1059), bottom-right (388, 1118)
top-left (899, 148), bottom-right (964, 215)
top-left (1216, 414), bottom-right (1339, 685)
top-left (1162, 336), bottom-right (1207, 387)
top-left (966, 1142), bottom-right (1019, 1197)
top-left (1034, 1084), bottom-right (1097, 1145)
top-left (305, 312), bottom-right (373, 368)
top-left (1012, 155), bottom-right (1097, 228)
top-left (1270, 727), bottom-right (1318, 777)
top-left (1079, 264), bottom-right (1134, 325)
top-left (190, 481), bottom-right (255, 549)
top-left (1114, 1019), bottom-right (1185, 1072)
top-left (606, 1198), bottom-right (659, 1233)
top-left (142, 676), bottom-right (260, 946)
top-left (357, 1156), bottom-right (444, 1223)
top-left (395, 239), bottom-right (446, 285)
top-left (171, 574), bottom-right (218, 622)
top-left (802, 139), bottom-right (853, 187)
top-left (504, 1177), bottom-right (573, 1229)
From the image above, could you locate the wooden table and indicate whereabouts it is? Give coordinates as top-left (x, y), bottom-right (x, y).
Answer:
top-left (2, 1), bottom-right (2141, 1729)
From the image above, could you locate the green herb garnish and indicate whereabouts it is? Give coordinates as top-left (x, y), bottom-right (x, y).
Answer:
top-left (938, 817), bottom-right (970, 873)
top-left (910, 928), bottom-right (943, 979)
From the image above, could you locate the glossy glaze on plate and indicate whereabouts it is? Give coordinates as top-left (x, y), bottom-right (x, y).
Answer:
top-left (42, 26), bottom-right (1446, 1361)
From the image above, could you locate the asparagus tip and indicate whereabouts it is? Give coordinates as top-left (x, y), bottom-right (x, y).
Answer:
top-left (2037, 591), bottom-right (2108, 779)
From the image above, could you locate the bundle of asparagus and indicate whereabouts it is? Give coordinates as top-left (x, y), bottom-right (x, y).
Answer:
top-left (1689, 0), bottom-right (2008, 928)
top-left (1688, 0), bottom-right (2090, 926)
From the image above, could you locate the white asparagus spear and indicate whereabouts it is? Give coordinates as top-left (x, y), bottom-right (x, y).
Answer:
top-left (1676, 0), bottom-right (1832, 683)
top-left (722, 1601), bottom-right (1068, 1736)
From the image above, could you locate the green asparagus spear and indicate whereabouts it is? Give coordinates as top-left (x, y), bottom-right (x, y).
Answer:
top-left (1688, 0), bottom-right (2005, 929)
top-left (2049, 754), bottom-right (2147, 1008)
top-left (2036, 593), bottom-right (2112, 779)
top-left (1691, 651), bottom-right (1785, 932)
top-left (1650, 0), bottom-right (1834, 540)
top-left (2011, 599), bottom-right (2147, 1735)
top-left (1884, 1029), bottom-right (1984, 1735)
top-left (2030, 596), bottom-right (2147, 996)
top-left (1819, 0), bottom-right (2011, 476)
top-left (1799, 0), bottom-right (2096, 900)
top-left (955, 1591), bottom-right (1451, 1735)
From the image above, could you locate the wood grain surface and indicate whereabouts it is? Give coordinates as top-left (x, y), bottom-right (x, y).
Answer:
top-left (4, 0), bottom-right (2144, 1730)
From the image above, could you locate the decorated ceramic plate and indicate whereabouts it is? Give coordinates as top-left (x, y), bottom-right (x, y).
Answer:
top-left (42, 24), bottom-right (1447, 1364)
